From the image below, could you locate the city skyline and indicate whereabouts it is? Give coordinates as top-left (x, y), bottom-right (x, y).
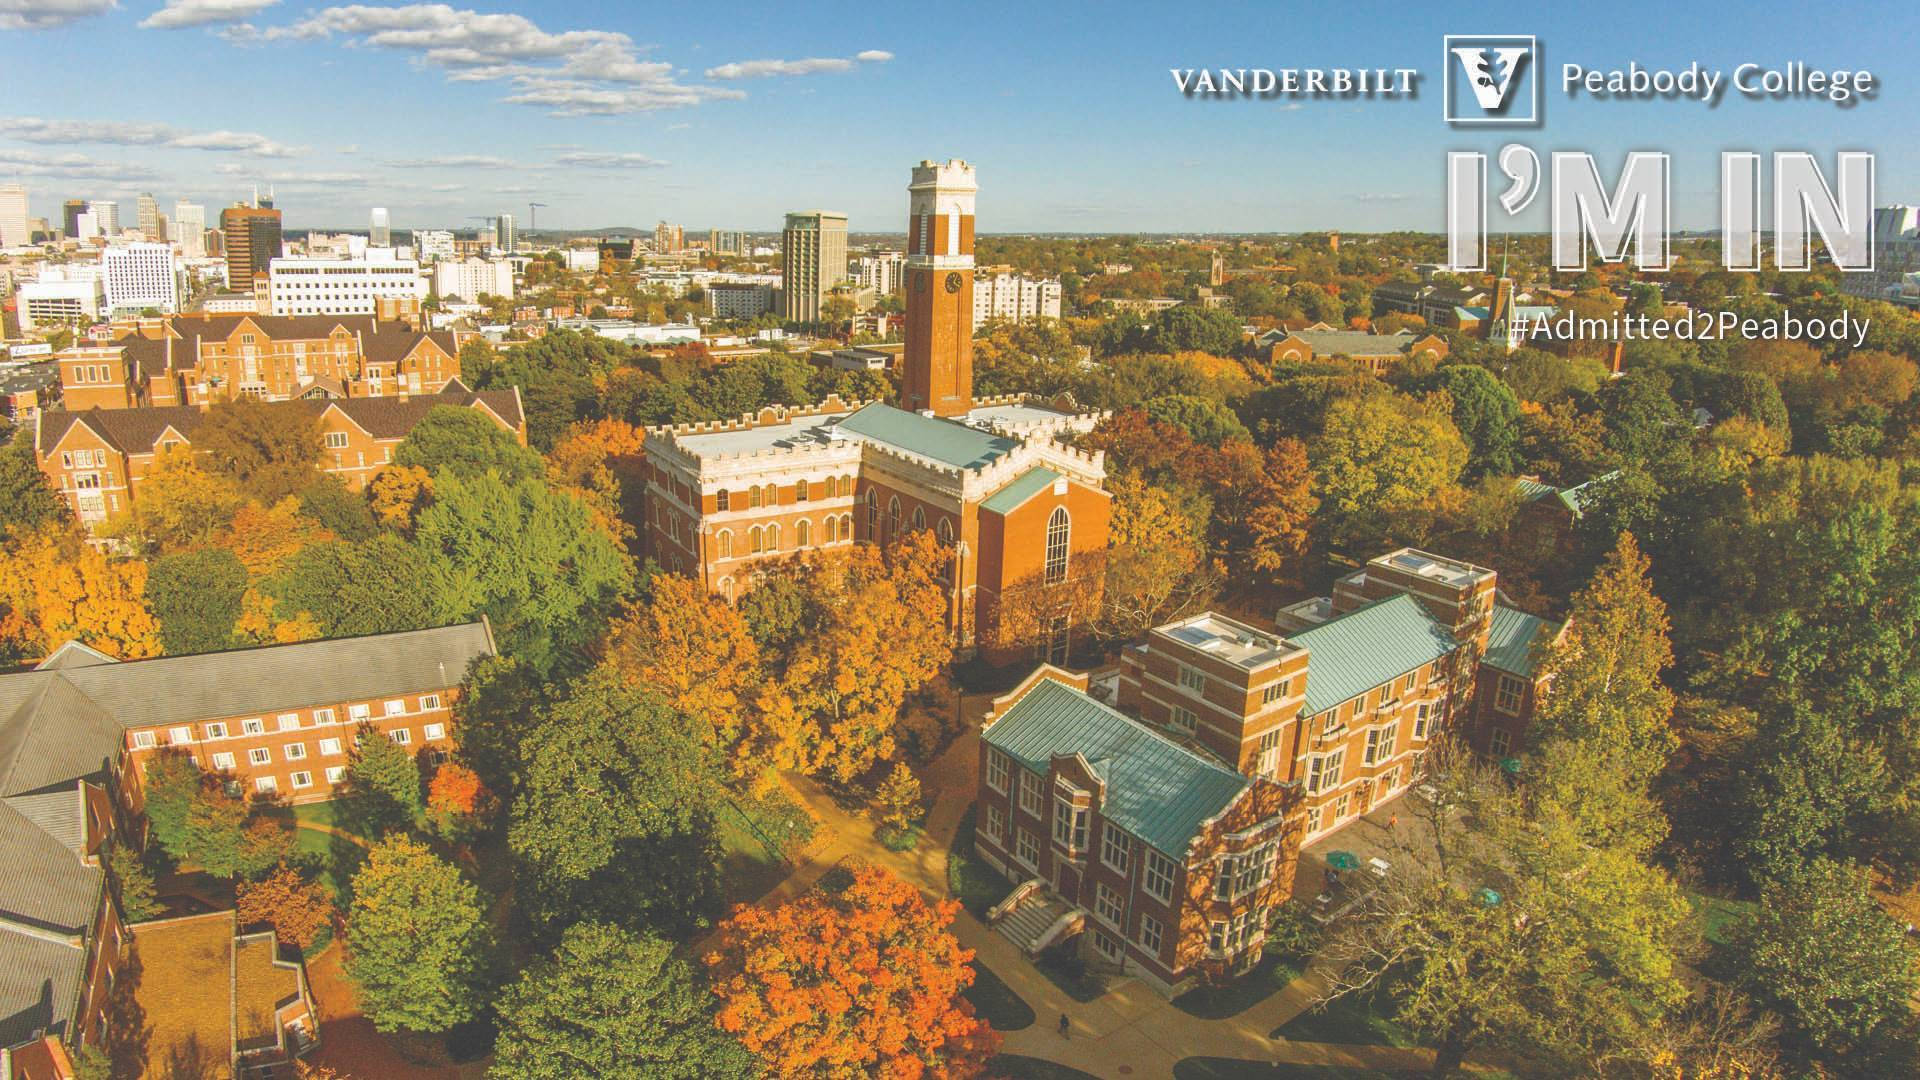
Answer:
top-left (2, 1), bottom-right (1918, 234)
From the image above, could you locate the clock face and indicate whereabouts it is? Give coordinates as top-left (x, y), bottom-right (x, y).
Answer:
top-left (944, 271), bottom-right (963, 294)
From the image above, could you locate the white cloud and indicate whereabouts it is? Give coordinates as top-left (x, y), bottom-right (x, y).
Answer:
top-left (140, 0), bottom-right (277, 29)
top-left (0, 0), bottom-right (114, 31)
top-left (705, 50), bottom-right (892, 80)
top-left (1352, 192), bottom-right (1409, 203)
top-left (3, 115), bottom-right (298, 156)
top-left (553, 151), bottom-right (667, 169)
top-left (211, 162), bottom-right (369, 185)
top-left (381, 154), bottom-right (521, 169)
top-left (0, 148), bottom-right (162, 180)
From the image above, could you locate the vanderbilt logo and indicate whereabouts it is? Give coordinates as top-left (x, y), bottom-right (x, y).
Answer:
top-left (1444, 35), bottom-right (1539, 125)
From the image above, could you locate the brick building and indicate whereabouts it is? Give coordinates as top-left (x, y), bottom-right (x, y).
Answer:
top-left (642, 161), bottom-right (1112, 661)
top-left (54, 313), bottom-right (461, 411)
top-left (973, 668), bottom-right (1296, 993)
top-left (34, 387), bottom-right (525, 530)
top-left (1257, 325), bottom-right (1449, 374)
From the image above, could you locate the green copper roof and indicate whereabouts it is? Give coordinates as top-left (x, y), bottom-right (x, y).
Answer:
top-left (1555, 470), bottom-right (1620, 516)
top-left (981, 467), bottom-right (1060, 515)
top-left (1485, 605), bottom-right (1557, 677)
top-left (983, 678), bottom-right (1250, 857)
top-left (1292, 594), bottom-right (1458, 714)
top-left (1513, 477), bottom-right (1557, 503)
top-left (835, 402), bottom-right (1021, 470)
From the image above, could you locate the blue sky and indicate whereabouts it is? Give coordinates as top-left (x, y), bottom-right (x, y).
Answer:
top-left (2, 0), bottom-right (1916, 233)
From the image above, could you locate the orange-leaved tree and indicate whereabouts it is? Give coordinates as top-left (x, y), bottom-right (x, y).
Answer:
top-left (606, 575), bottom-right (763, 774)
top-left (546, 417), bottom-right (648, 551)
top-left (0, 524), bottom-right (161, 660)
top-left (236, 862), bottom-right (335, 949)
top-left (705, 864), bottom-right (997, 1078)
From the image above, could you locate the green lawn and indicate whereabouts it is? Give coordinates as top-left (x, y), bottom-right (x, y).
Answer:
top-left (1172, 952), bottom-right (1306, 1020)
top-left (963, 960), bottom-right (1035, 1031)
top-left (714, 789), bottom-right (817, 906)
top-left (1270, 986), bottom-right (1423, 1049)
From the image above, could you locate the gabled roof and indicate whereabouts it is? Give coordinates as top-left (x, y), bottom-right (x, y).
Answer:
top-left (1285, 329), bottom-right (1418, 358)
top-left (835, 402), bottom-right (1021, 470)
top-left (1292, 593), bottom-right (1459, 714)
top-left (981, 467), bottom-right (1060, 515)
top-left (1485, 605), bottom-right (1558, 677)
top-left (984, 677), bottom-right (1251, 856)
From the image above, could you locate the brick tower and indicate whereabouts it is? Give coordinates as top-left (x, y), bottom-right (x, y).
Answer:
top-left (901, 159), bottom-right (977, 417)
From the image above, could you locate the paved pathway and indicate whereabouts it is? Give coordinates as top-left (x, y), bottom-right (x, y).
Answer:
top-left (757, 692), bottom-right (1466, 1078)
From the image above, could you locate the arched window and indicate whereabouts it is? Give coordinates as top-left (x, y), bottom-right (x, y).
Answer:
top-left (717, 529), bottom-right (732, 559)
top-left (795, 479), bottom-right (809, 502)
top-left (841, 513), bottom-right (853, 541)
top-left (750, 526), bottom-right (764, 554)
top-left (888, 497), bottom-right (902, 535)
top-left (764, 483), bottom-right (778, 506)
top-left (766, 523), bottom-right (780, 552)
top-left (719, 577), bottom-right (735, 602)
top-left (937, 517), bottom-right (954, 545)
top-left (748, 486), bottom-right (761, 509)
top-left (1044, 507), bottom-right (1071, 585)
top-left (912, 506), bottom-right (926, 531)
top-left (797, 518), bottom-right (811, 547)
top-left (824, 515), bottom-right (837, 543)
top-left (865, 488), bottom-right (878, 529)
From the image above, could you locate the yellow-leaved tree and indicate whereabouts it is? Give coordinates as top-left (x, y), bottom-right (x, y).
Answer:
top-left (0, 525), bottom-right (161, 659)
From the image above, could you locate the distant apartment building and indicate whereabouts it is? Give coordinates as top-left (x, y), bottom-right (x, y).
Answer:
top-left (654, 220), bottom-right (685, 253)
top-left (710, 228), bottom-right (747, 255)
top-left (494, 213), bottom-right (516, 253)
top-left (781, 210), bottom-right (848, 323)
top-left (1840, 205), bottom-right (1920, 309)
top-left (972, 272), bottom-right (1062, 329)
top-left (63, 198), bottom-right (87, 240)
top-left (102, 242), bottom-right (184, 317)
top-left (88, 200), bottom-right (120, 238)
top-left (136, 192), bottom-right (160, 240)
top-left (434, 257), bottom-right (514, 302)
top-left (854, 250), bottom-right (904, 296)
top-left (16, 266), bottom-right (107, 331)
top-left (414, 229), bottom-right (455, 262)
top-left (37, 386), bottom-right (525, 526)
top-left (0, 183), bottom-right (28, 247)
top-left (369, 206), bottom-right (392, 247)
top-left (221, 201), bottom-right (283, 292)
top-left (563, 247), bottom-right (600, 273)
top-left (268, 255), bottom-right (427, 316)
top-left (707, 281), bottom-right (775, 319)
top-left (171, 201), bottom-right (206, 258)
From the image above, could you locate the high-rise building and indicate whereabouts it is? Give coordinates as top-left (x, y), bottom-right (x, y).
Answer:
top-left (901, 160), bottom-right (976, 416)
top-left (102, 242), bottom-right (183, 315)
top-left (268, 254), bottom-right (425, 316)
top-left (413, 229), bottom-right (454, 261)
top-left (0, 184), bottom-right (27, 248)
top-left (709, 229), bottom-right (747, 255)
top-left (434, 258), bottom-right (514, 302)
top-left (370, 207), bottom-right (391, 248)
top-left (972, 272), bottom-right (1062, 329)
top-left (63, 199), bottom-right (87, 239)
top-left (88, 200), bottom-right (120, 237)
top-left (854, 251), bottom-right (904, 296)
top-left (494, 213), bottom-right (516, 253)
top-left (172, 202), bottom-right (206, 258)
top-left (780, 210), bottom-right (848, 324)
top-left (221, 200), bottom-right (283, 292)
top-left (654, 220), bottom-right (685, 253)
top-left (136, 193), bottom-right (160, 240)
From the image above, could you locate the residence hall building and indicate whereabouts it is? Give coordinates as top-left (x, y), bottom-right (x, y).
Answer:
top-left (54, 312), bottom-right (462, 411)
top-left (35, 386), bottom-right (526, 530)
top-left (973, 667), bottom-right (1297, 994)
top-left (1255, 324), bottom-right (1449, 374)
top-left (641, 160), bottom-right (1112, 660)
top-left (1121, 549), bottom-right (1565, 845)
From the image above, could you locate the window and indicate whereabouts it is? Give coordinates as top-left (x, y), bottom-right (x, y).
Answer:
top-left (1364, 723), bottom-right (1397, 765)
top-left (795, 479), bottom-right (808, 502)
top-left (1215, 841), bottom-right (1276, 900)
top-left (319, 738), bottom-right (342, 756)
top-left (986, 804), bottom-right (1006, 842)
top-left (211, 752), bottom-right (236, 771)
top-left (840, 513), bottom-right (853, 540)
top-left (249, 747), bottom-right (272, 766)
top-left (390, 729), bottom-right (411, 745)
top-left (291, 771), bottom-right (313, 789)
top-left (1209, 908), bottom-right (1261, 955)
top-left (325, 431), bottom-right (348, 449)
top-left (1093, 929), bottom-right (1122, 961)
top-left (254, 776), bottom-right (277, 794)
top-left (423, 723), bottom-right (445, 740)
top-left (824, 516), bottom-right (838, 543)
top-left (1490, 728), bottom-right (1513, 756)
top-left (986, 749), bottom-right (1010, 793)
top-left (1261, 680), bottom-right (1287, 706)
top-left (764, 484), bottom-right (778, 506)
top-left (1429, 660), bottom-right (1445, 681)
top-left (132, 731), bottom-right (156, 749)
top-left (277, 713), bottom-right (300, 731)
top-left (1307, 749), bottom-right (1345, 794)
top-left (1414, 702), bottom-right (1432, 739)
top-left (749, 526), bottom-right (763, 554)
top-left (1044, 507), bottom-right (1071, 584)
top-left (865, 489), bottom-right (877, 528)
top-left (1053, 793), bottom-right (1089, 851)
top-left (314, 708), bottom-right (335, 725)
top-left (1305, 805), bottom-right (1324, 834)
top-left (419, 694), bottom-right (441, 711)
top-left (325, 766), bottom-right (346, 784)
top-left (1169, 705), bottom-right (1198, 734)
top-left (748, 486), bottom-right (761, 508)
top-left (284, 743), bottom-right (307, 761)
top-left (348, 704), bottom-right (370, 722)
top-left (1334, 789), bottom-right (1353, 821)
top-left (718, 530), bottom-right (733, 558)
top-left (716, 489), bottom-right (729, 511)
top-left (1018, 771), bottom-right (1043, 816)
top-left (1101, 825), bottom-right (1130, 873)
top-left (1094, 884), bottom-right (1124, 928)
top-left (1138, 914), bottom-right (1164, 954)
top-left (1494, 675), bottom-right (1525, 715)
top-left (912, 506), bottom-right (926, 531)
top-left (765, 523), bottom-right (779, 552)
top-left (796, 518), bottom-right (810, 547)
top-left (384, 699), bottom-right (405, 717)
top-left (242, 718), bottom-right (264, 735)
top-left (1255, 727), bottom-right (1282, 776)
top-left (1143, 848), bottom-right (1177, 903)
top-left (1015, 828), bottom-right (1039, 867)
top-left (887, 496), bottom-right (901, 534)
top-left (203, 722), bottom-right (228, 739)
top-left (937, 517), bottom-right (954, 545)
top-left (1178, 664), bottom-right (1206, 695)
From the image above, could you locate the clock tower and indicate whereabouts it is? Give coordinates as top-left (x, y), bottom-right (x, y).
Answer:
top-left (901, 159), bottom-right (977, 417)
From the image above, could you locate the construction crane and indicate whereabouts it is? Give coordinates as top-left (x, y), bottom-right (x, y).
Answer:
top-left (527, 202), bottom-right (548, 233)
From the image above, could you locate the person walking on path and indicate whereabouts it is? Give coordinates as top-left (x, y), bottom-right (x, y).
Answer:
top-left (1058, 1012), bottom-right (1071, 1038)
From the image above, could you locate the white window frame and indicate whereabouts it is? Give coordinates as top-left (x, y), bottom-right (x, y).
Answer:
top-left (1094, 884), bottom-right (1124, 929)
top-left (423, 723), bottom-right (445, 740)
top-left (203, 722), bottom-right (227, 740)
top-left (277, 713), bottom-right (300, 731)
top-left (1178, 664), bottom-right (1206, 695)
top-left (1169, 705), bottom-right (1198, 734)
top-left (283, 743), bottom-right (307, 760)
top-left (1100, 825), bottom-right (1130, 874)
top-left (1052, 793), bottom-right (1088, 852)
top-left (319, 738), bottom-right (342, 756)
top-left (290, 771), bottom-right (313, 789)
top-left (1014, 827), bottom-right (1039, 868)
top-left (325, 766), bottom-right (346, 784)
top-left (314, 708), bottom-right (335, 725)
top-left (254, 776), bottom-right (277, 794)
top-left (347, 704), bottom-right (371, 723)
top-left (1018, 770), bottom-right (1043, 817)
top-left (418, 694), bottom-right (442, 711)
top-left (1494, 674), bottom-right (1526, 715)
top-left (986, 749), bottom-right (1010, 794)
top-left (1143, 848), bottom-right (1176, 904)
top-left (986, 804), bottom-right (1006, 843)
top-left (211, 752), bottom-right (236, 771)
top-left (132, 731), bottom-right (156, 749)
top-left (169, 726), bottom-right (193, 745)
top-left (241, 718), bottom-right (265, 736)
top-left (248, 747), bottom-right (272, 766)
top-left (1490, 728), bottom-right (1513, 756)
top-left (1307, 749), bottom-right (1346, 795)
top-left (390, 728), bottom-right (411, 745)
top-left (384, 699), bottom-right (406, 717)
top-left (1138, 913), bottom-right (1164, 954)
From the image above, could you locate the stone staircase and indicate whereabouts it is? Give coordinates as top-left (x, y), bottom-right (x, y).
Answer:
top-left (990, 883), bottom-right (1080, 954)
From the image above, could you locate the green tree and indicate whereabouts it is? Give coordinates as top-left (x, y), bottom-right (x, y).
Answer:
top-left (295, 475), bottom-right (379, 541)
top-left (345, 835), bottom-right (491, 1034)
top-left (1142, 393), bottom-right (1249, 446)
top-left (1597, 372), bottom-right (1684, 464)
top-left (193, 397), bottom-right (323, 503)
top-left (1430, 365), bottom-right (1521, 477)
top-left (393, 405), bottom-right (545, 484)
top-left (490, 922), bottom-right (751, 1080)
top-left (413, 472), bottom-right (632, 671)
top-left (266, 534), bottom-right (439, 638)
top-left (142, 752), bottom-right (204, 858)
top-left (347, 725), bottom-right (425, 830)
top-left (1312, 390), bottom-right (1468, 532)
top-left (146, 548), bottom-right (247, 655)
top-left (1729, 704), bottom-right (1887, 887)
top-left (107, 843), bottom-right (161, 922)
top-left (1734, 857), bottom-right (1920, 1059)
top-left (181, 788), bottom-right (292, 879)
top-left (0, 428), bottom-right (65, 534)
top-left (870, 760), bottom-right (923, 840)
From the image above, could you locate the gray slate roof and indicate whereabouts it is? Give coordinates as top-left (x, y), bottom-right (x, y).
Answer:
top-left (984, 677), bottom-right (1252, 857)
